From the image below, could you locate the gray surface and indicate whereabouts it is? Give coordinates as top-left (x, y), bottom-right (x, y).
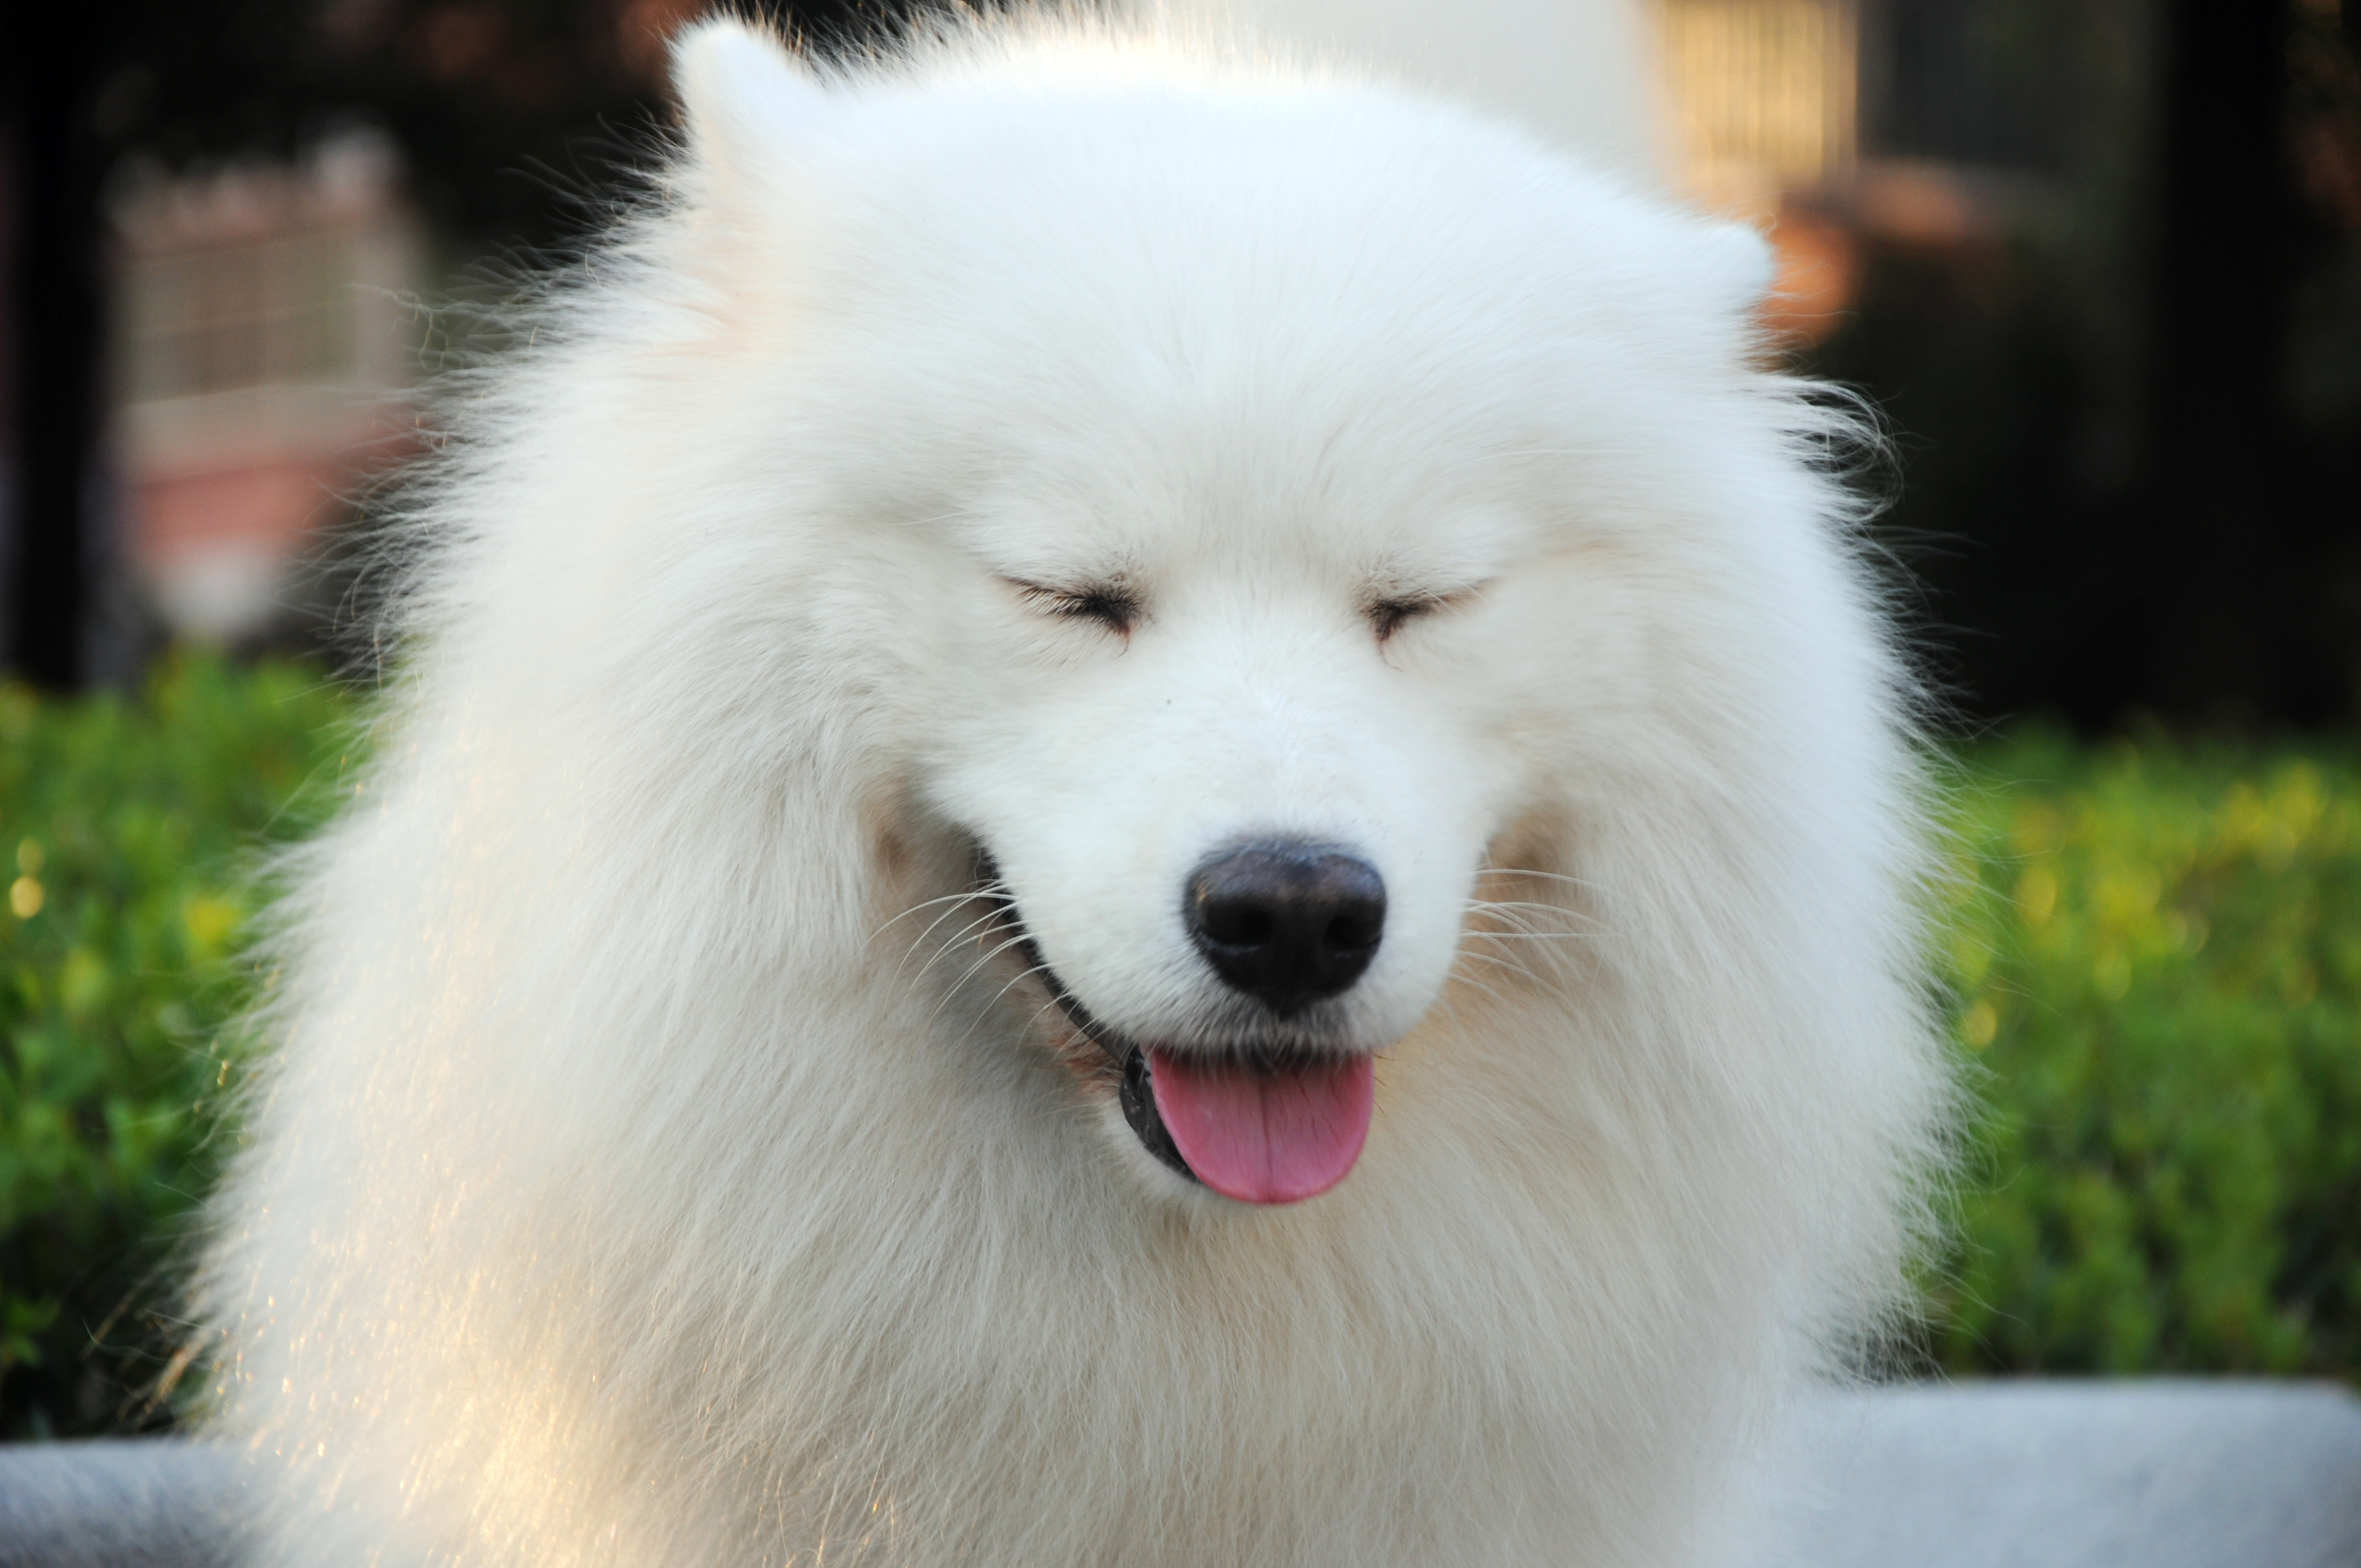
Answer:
top-left (0, 1441), bottom-right (238, 1568)
top-left (1791, 1381), bottom-right (2361, 1568)
top-left (1, 1383), bottom-right (2356, 1566)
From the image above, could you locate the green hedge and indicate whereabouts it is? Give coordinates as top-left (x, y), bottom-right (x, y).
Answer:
top-left (1933, 730), bottom-right (2361, 1379)
top-left (3, 662), bottom-right (2358, 1436)
top-left (0, 654), bottom-right (353, 1437)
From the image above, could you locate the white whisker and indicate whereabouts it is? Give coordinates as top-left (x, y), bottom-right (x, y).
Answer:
top-left (870, 887), bottom-right (990, 942)
top-left (1471, 865), bottom-right (1601, 892)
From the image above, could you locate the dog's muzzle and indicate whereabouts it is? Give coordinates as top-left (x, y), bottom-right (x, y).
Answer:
top-left (971, 856), bottom-right (1381, 1204)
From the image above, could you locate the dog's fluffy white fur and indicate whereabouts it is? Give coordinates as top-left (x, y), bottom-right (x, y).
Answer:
top-left (200, 14), bottom-right (1947, 1567)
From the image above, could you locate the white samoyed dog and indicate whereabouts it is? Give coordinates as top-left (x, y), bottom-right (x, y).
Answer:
top-left (200, 12), bottom-right (1948, 1567)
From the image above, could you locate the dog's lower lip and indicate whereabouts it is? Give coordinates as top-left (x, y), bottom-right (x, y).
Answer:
top-left (979, 887), bottom-right (1198, 1183)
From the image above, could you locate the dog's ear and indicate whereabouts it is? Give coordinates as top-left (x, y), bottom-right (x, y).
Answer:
top-left (671, 18), bottom-right (826, 200)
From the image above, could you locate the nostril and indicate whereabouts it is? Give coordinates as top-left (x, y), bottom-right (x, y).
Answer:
top-left (1183, 839), bottom-right (1388, 1016)
top-left (1324, 910), bottom-right (1378, 954)
top-left (1201, 903), bottom-right (1274, 949)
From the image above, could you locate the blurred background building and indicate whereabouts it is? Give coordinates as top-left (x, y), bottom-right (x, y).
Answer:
top-left (4, 0), bottom-right (2358, 725)
top-left (111, 132), bottom-right (423, 641)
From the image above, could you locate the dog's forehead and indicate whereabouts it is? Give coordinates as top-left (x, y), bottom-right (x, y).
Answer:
top-left (897, 167), bottom-right (1564, 573)
top-left (785, 82), bottom-right (1754, 582)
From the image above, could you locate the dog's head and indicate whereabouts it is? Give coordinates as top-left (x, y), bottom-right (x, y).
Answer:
top-left (651, 21), bottom-right (1833, 1207)
top-left (924, 504), bottom-right (1517, 1204)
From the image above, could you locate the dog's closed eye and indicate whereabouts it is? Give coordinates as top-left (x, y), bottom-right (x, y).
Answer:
top-left (1369, 598), bottom-right (1436, 642)
top-left (1368, 589), bottom-right (1477, 643)
top-left (1007, 579), bottom-right (1141, 634)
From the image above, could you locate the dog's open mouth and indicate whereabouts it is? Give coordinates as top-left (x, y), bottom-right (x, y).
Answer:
top-left (982, 880), bottom-right (1374, 1205)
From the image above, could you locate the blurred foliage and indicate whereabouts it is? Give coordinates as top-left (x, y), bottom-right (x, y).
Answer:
top-left (0, 654), bottom-right (354, 1438)
top-left (1933, 729), bottom-right (2361, 1378)
top-left (6, 660), bottom-right (2361, 1440)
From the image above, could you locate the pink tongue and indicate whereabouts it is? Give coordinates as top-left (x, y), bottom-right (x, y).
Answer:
top-left (1147, 1049), bottom-right (1375, 1205)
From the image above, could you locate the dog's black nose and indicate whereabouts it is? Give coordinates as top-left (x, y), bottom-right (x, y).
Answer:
top-left (1184, 841), bottom-right (1386, 1016)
